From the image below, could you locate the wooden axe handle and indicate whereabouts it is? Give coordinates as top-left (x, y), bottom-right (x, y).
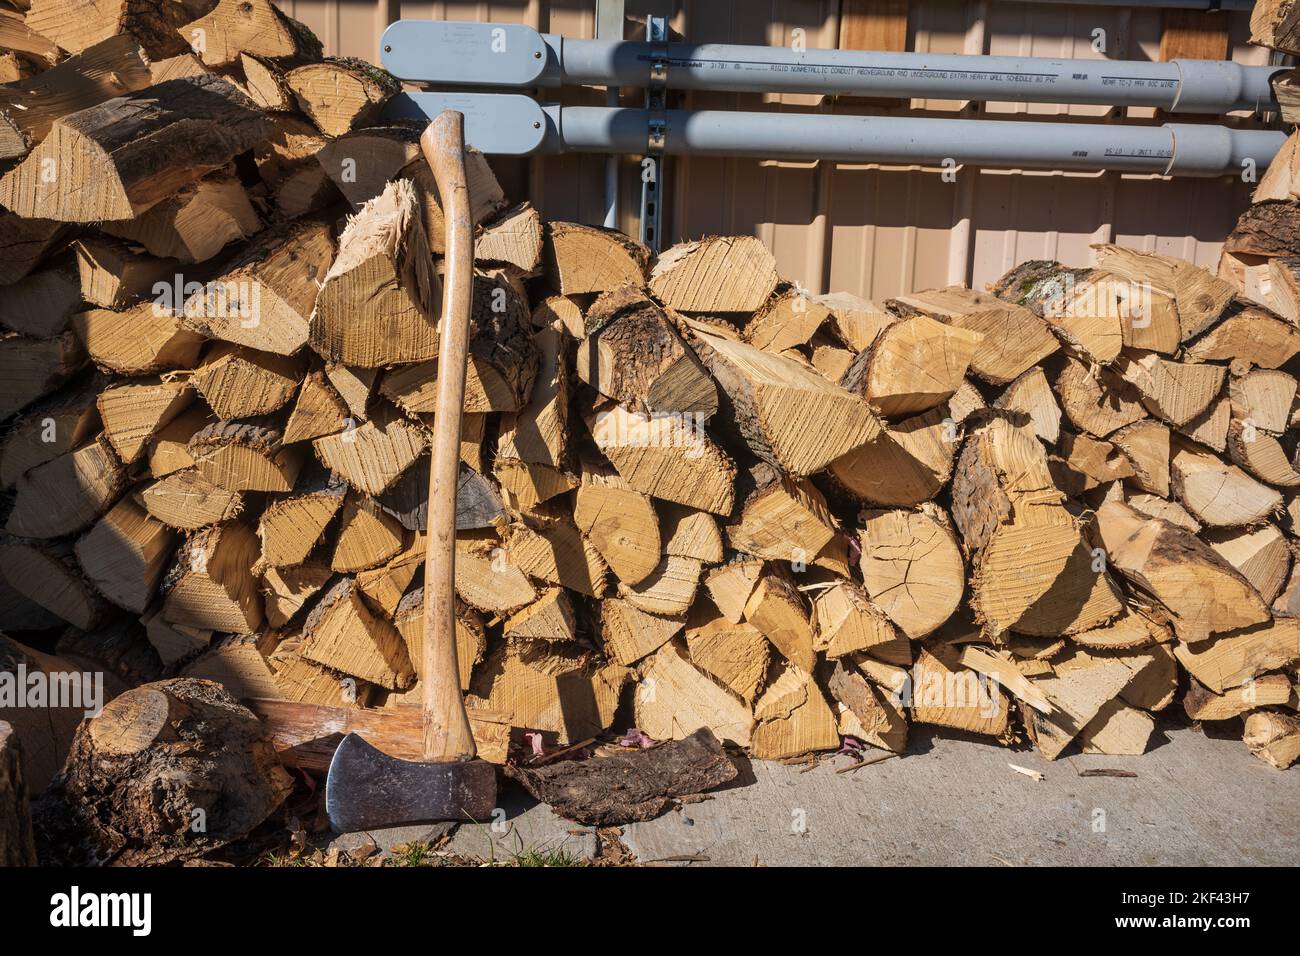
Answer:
top-left (418, 111), bottom-right (477, 762)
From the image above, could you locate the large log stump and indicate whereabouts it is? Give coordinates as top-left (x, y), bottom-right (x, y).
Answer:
top-left (37, 678), bottom-right (292, 865)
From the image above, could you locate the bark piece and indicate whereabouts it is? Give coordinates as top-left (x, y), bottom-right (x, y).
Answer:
top-left (505, 727), bottom-right (737, 826)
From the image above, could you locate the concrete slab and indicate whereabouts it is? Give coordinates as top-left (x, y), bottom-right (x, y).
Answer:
top-left (444, 786), bottom-right (599, 863)
top-left (615, 726), bottom-right (1299, 866)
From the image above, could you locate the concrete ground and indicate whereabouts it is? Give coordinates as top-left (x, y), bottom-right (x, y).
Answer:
top-left (436, 725), bottom-right (1299, 866)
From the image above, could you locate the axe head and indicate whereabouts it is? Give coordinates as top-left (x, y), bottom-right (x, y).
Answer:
top-left (325, 732), bottom-right (497, 833)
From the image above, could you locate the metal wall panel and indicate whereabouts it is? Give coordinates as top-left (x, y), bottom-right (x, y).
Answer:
top-left (293, 0), bottom-right (1268, 299)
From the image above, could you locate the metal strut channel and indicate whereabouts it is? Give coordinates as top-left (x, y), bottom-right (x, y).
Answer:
top-left (640, 15), bottom-right (668, 253)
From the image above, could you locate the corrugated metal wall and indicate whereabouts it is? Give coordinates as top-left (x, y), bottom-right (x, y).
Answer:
top-left (276, 0), bottom-right (1269, 299)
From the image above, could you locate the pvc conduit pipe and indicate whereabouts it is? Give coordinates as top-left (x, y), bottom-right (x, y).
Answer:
top-left (541, 105), bottom-right (1285, 176)
top-left (546, 39), bottom-right (1280, 113)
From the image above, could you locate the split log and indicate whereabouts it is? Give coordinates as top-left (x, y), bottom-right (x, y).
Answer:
top-left (505, 727), bottom-right (737, 826)
top-left (577, 284), bottom-right (717, 416)
top-left (683, 608), bottom-right (768, 704)
top-left (0, 75), bottom-right (270, 222)
top-left (951, 414), bottom-right (1123, 636)
top-left (649, 235), bottom-right (779, 313)
top-left (1110, 419), bottom-right (1170, 497)
top-left (1173, 618), bottom-right (1300, 693)
top-left (26, 0), bottom-right (197, 58)
top-left (1242, 710), bottom-right (1300, 769)
top-left (471, 644), bottom-right (627, 745)
top-left (257, 471), bottom-right (345, 568)
top-left (839, 313), bottom-right (981, 417)
top-left (1171, 442), bottom-right (1281, 527)
top-left (1230, 369), bottom-right (1296, 434)
top-left (1023, 651), bottom-right (1152, 759)
top-left (600, 598), bottom-right (683, 667)
top-left (1179, 393), bottom-right (1231, 453)
top-left (910, 646), bottom-right (1010, 738)
top-left (311, 179), bottom-right (439, 367)
top-left (0, 211), bottom-right (65, 285)
top-left (811, 580), bottom-right (900, 660)
top-left (161, 521), bottom-right (263, 634)
top-left (312, 405), bottom-right (427, 495)
top-left (76, 497), bottom-right (174, 613)
top-left (190, 419), bottom-right (305, 493)
top-left (238, 53), bottom-right (293, 111)
top-left (0, 377), bottom-right (101, 489)
top-left (72, 236), bottom-right (174, 309)
top-left (889, 287), bottom-right (1058, 385)
top-left (1184, 302), bottom-right (1300, 368)
top-left (298, 577), bottom-right (412, 690)
top-left (994, 367), bottom-right (1062, 444)
top-left (587, 404), bottom-right (736, 515)
top-left (686, 319), bottom-right (881, 474)
top-left (1050, 431), bottom-right (1134, 496)
top-left (103, 171), bottom-right (259, 263)
top-left (476, 201), bottom-right (544, 274)
top-left (261, 562), bottom-right (331, 630)
top-left (37, 679), bottom-right (293, 866)
top-left (545, 221), bottom-right (649, 294)
top-left (392, 589), bottom-right (484, 691)
top-left (828, 403), bottom-right (957, 506)
top-left (1055, 356), bottom-right (1147, 438)
top-left (147, 406), bottom-right (212, 477)
top-left (742, 568), bottom-right (815, 672)
top-left (0, 330), bottom-right (87, 421)
top-left (859, 505), bottom-right (964, 639)
top-left (574, 473), bottom-right (661, 586)
top-left (378, 273), bottom-right (538, 412)
top-left (73, 301), bottom-right (205, 374)
top-left (634, 641), bottom-right (754, 747)
top-left (182, 0), bottom-right (321, 67)
top-left (0, 35), bottom-right (152, 162)
top-left (1116, 351), bottom-right (1225, 427)
top-left (0, 722), bottom-right (36, 866)
top-left (97, 377), bottom-right (190, 465)
top-left (454, 533), bottom-right (537, 614)
top-left (141, 468), bottom-right (242, 530)
top-left (1252, 0), bottom-right (1300, 53)
top-left (192, 345), bottom-right (301, 420)
top-left (660, 504), bottom-right (723, 562)
top-left (751, 665), bottom-right (840, 760)
top-left (330, 494), bottom-right (404, 573)
top-left (1094, 243), bottom-right (1234, 340)
top-left (703, 557), bottom-right (763, 624)
top-left (282, 370), bottom-right (348, 444)
top-left (498, 324), bottom-right (568, 468)
top-left (815, 291), bottom-right (894, 351)
top-left (745, 287), bottom-right (831, 352)
top-left (324, 364), bottom-right (375, 422)
top-left (182, 633), bottom-right (283, 701)
top-left (503, 588), bottom-right (576, 645)
top-left (0, 266), bottom-right (80, 337)
top-left (0, 538), bottom-right (104, 630)
top-left (828, 660), bottom-right (908, 753)
top-left (1095, 501), bottom-right (1269, 643)
top-left (1224, 199), bottom-right (1300, 258)
top-left (1184, 673), bottom-right (1293, 722)
top-left (5, 435), bottom-right (128, 539)
top-left (286, 58), bottom-right (398, 136)
top-left (1226, 422), bottom-right (1300, 488)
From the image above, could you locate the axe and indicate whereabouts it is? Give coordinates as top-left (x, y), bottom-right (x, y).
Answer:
top-left (322, 110), bottom-right (497, 832)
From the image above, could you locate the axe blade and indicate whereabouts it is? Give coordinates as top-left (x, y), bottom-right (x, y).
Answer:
top-left (325, 732), bottom-right (498, 833)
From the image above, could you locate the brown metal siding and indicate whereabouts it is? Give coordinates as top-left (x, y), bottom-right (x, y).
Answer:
top-left (289, 0), bottom-right (1268, 298)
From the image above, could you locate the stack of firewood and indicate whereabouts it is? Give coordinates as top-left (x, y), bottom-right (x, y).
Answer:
top-left (1, 0), bottom-right (1297, 784)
